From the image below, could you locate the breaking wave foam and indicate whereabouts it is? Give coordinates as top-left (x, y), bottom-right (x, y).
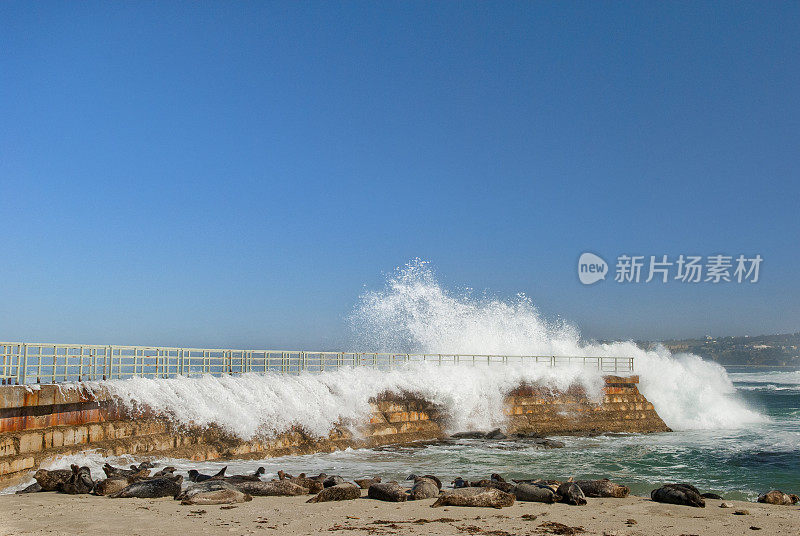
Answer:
top-left (350, 259), bottom-right (766, 431)
top-left (86, 259), bottom-right (765, 439)
top-left (94, 363), bottom-right (603, 440)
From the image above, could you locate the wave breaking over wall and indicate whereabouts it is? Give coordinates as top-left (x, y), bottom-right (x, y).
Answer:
top-left (350, 259), bottom-right (766, 431)
top-left (91, 259), bottom-right (765, 439)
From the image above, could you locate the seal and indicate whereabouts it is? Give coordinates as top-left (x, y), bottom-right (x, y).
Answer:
top-left (407, 474), bottom-right (442, 489)
top-left (367, 482), bottom-right (407, 502)
top-left (572, 479), bottom-right (629, 498)
top-left (151, 466), bottom-right (177, 478)
top-left (469, 479), bottom-right (515, 493)
top-left (93, 478), bottom-right (130, 496)
top-left (323, 475), bottom-right (346, 488)
top-left (650, 484), bottom-right (705, 508)
top-left (307, 482), bottom-right (361, 503)
top-left (354, 477), bottom-right (381, 489)
top-left (452, 477), bottom-right (469, 489)
top-left (34, 468), bottom-right (73, 491)
top-left (701, 493), bottom-right (724, 500)
top-left (180, 487), bottom-right (253, 505)
top-left (177, 480), bottom-right (233, 499)
top-left (15, 482), bottom-right (43, 494)
top-left (757, 490), bottom-right (800, 505)
top-left (285, 476), bottom-right (324, 493)
top-left (513, 483), bottom-right (558, 503)
top-left (60, 465), bottom-right (94, 495)
top-left (102, 463), bottom-right (138, 479)
top-left (432, 487), bottom-right (515, 509)
top-left (109, 475), bottom-right (183, 499)
top-left (233, 480), bottom-right (308, 496)
top-left (409, 477), bottom-right (440, 500)
top-left (212, 466), bottom-right (265, 483)
top-left (556, 482), bottom-right (587, 505)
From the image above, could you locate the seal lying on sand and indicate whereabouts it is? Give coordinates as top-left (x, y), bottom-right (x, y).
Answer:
top-left (102, 463), bottom-right (148, 479)
top-left (234, 480), bottom-right (308, 496)
top-left (432, 487), bottom-right (515, 509)
top-left (210, 466), bottom-right (265, 483)
top-left (701, 492), bottom-right (724, 499)
top-left (556, 482), bottom-right (587, 505)
top-left (470, 479), bottom-right (515, 492)
top-left (323, 475), bottom-right (346, 488)
top-left (189, 467), bottom-right (226, 482)
top-left (407, 474), bottom-right (442, 489)
top-left (409, 477), bottom-right (440, 500)
top-left (93, 478), bottom-right (130, 496)
top-left (34, 468), bottom-right (73, 491)
top-left (151, 466), bottom-right (177, 478)
top-left (16, 482), bottom-right (43, 494)
top-left (651, 483), bottom-right (705, 507)
top-left (109, 475), bottom-right (183, 499)
top-left (307, 482), bottom-right (361, 503)
top-left (368, 482), bottom-right (407, 502)
top-left (570, 479), bottom-right (629, 498)
top-left (286, 476), bottom-right (324, 493)
top-left (180, 483), bottom-right (253, 505)
top-left (60, 465), bottom-right (94, 494)
top-left (513, 479), bottom-right (561, 493)
top-left (452, 477), bottom-right (469, 489)
top-left (513, 483), bottom-right (558, 503)
top-left (758, 490), bottom-right (800, 505)
top-left (176, 480), bottom-right (235, 500)
top-left (354, 477), bottom-right (381, 489)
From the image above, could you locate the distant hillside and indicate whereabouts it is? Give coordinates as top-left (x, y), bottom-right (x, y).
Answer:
top-left (653, 332), bottom-right (800, 366)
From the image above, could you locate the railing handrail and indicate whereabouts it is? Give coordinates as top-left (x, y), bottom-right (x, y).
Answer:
top-left (0, 341), bottom-right (634, 384)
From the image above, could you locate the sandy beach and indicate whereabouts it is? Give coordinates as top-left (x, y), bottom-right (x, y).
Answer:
top-left (1, 491), bottom-right (797, 536)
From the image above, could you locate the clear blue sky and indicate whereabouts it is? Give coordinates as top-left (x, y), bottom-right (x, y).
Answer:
top-left (2, 2), bottom-right (798, 349)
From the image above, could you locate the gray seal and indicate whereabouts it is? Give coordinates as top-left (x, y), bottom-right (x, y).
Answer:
top-left (513, 483), bottom-right (558, 503)
top-left (33, 468), bottom-right (72, 491)
top-left (409, 478), bottom-right (440, 500)
top-left (60, 465), bottom-right (94, 495)
top-left (367, 482), bottom-right (407, 502)
top-left (234, 480), bottom-right (308, 496)
top-left (354, 477), bottom-right (381, 489)
top-left (180, 487), bottom-right (252, 505)
top-left (109, 475), bottom-right (183, 499)
top-left (650, 484), bottom-right (705, 508)
top-left (15, 482), bottom-right (43, 494)
top-left (572, 479), bottom-right (629, 498)
top-left (469, 479), bottom-right (515, 493)
top-left (307, 482), bottom-right (361, 503)
top-left (407, 474), bottom-right (442, 489)
top-left (556, 482), bottom-right (587, 505)
top-left (432, 487), bottom-right (515, 509)
top-left (323, 475), bottom-right (346, 488)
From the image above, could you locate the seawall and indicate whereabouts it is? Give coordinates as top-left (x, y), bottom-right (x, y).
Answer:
top-left (0, 375), bottom-right (668, 487)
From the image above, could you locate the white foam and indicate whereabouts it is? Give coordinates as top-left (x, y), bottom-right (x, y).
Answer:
top-left (89, 362), bottom-right (603, 441)
top-left (62, 259), bottom-right (768, 439)
top-left (351, 259), bottom-right (767, 431)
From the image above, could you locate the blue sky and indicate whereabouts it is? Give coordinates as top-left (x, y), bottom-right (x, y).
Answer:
top-left (2, 2), bottom-right (798, 349)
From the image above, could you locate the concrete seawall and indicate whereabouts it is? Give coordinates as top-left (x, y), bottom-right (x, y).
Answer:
top-left (0, 375), bottom-right (668, 487)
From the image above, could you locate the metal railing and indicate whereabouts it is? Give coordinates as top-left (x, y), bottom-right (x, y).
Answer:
top-left (0, 342), bottom-right (634, 385)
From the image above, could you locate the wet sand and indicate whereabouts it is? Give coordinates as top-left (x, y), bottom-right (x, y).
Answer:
top-left (1, 492), bottom-right (798, 536)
